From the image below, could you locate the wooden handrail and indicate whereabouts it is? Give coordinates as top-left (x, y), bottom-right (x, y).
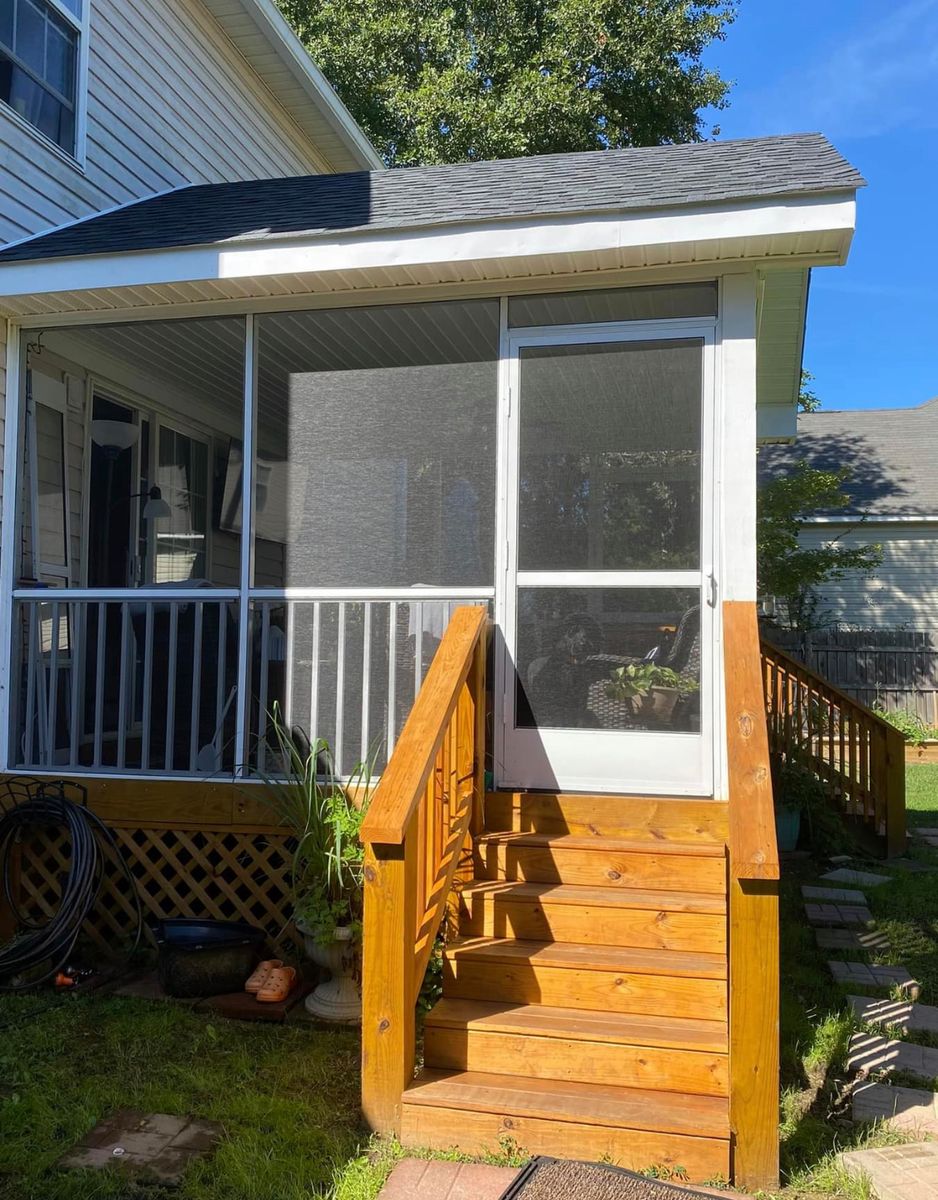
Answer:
top-left (724, 601), bottom-right (780, 882)
top-left (761, 637), bottom-right (906, 856)
top-left (360, 605), bottom-right (488, 1135)
top-left (723, 600), bottom-right (780, 1192)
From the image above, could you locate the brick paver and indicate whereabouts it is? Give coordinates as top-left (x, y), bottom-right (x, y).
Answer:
top-left (60, 1111), bottom-right (221, 1182)
top-left (849, 994), bottom-right (938, 1035)
top-left (821, 868), bottom-right (892, 887)
top-left (852, 1081), bottom-right (938, 1136)
top-left (379, 1159), bottom-right (521, 1200)
top-left (829, 961), bottom-right (920, 997)
top-left (804, 902), bottom-right (874, 928)
top-left (848, 1032), bottom-right (938, 1081)
top-left (839, 1141), bottom-right (938, 1200)
top-left (815, 928), bottom-right (890, 951)
top-left (802, 885), bottom-right (868, 903)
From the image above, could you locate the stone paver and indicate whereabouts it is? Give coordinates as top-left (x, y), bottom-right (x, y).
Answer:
top-left (848, 1032), bottom-right (938, 1082)
top-left (829, 961), bottom-right (920, 997)
top-left (804, 902), bottom-right (874, 928)
top-left (849, 994), bottom-right (938, 1035)
top-left (815, 927), bottom-right (890, 951)
top-left (852, 1080), bottom-right (938, 1136)
top-left (821, 868), bottom-right (892, 887)
top-left (60, 1110), bottom-right (222, 1182)
top-left (379, 1159), bottom-right (520, 1200)
top-left (839, 1141), bottom-right (938, 1200)
top-left (802, 885), bottom-right (868, 904)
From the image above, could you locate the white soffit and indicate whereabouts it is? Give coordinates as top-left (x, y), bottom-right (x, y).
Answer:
top-left (0, 194), bottom-right (856, 320)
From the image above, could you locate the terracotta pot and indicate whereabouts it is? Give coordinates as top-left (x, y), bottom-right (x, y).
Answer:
top-left (297, 922), bottom-right (361, 1025)
top-left (637, 686), bottom-right (680, 724)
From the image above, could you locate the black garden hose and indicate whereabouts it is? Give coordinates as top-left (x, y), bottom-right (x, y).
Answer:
top-left (0, 781), bottom-right (144, 990)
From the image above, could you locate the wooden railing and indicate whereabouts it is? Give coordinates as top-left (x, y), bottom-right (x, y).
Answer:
top-left (360, 605), bottom-right (488, 1134)
top-left (761, 638), bottom-right (906, 857)
top-left (724, 601), bottom-right (780, 1192)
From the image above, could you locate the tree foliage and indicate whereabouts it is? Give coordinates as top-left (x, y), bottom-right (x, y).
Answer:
top-left (758, 462), bottom-right (882, 631)
top-left (278, 0), bottom-right (737, 166)
top-left (798, 369), bottom-right (821, 412)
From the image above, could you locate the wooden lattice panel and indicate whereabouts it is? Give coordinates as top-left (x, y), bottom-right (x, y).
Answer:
top-left (14, 824), bottom-right (298, 955)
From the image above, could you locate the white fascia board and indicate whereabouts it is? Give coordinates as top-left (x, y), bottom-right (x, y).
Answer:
top-left (234, 0), bottom-right (383, 170)
top-left (0, 193), bottom-right (857, 300)
top-left (756, 404), bottom-right (798, 444)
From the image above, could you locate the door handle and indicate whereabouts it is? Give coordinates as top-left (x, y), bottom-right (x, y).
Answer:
top-left (706, 572), bottom-right (718, 608)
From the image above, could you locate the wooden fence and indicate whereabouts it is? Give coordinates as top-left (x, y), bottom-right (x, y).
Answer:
top-left (767, 628), bottom-right (938, 725)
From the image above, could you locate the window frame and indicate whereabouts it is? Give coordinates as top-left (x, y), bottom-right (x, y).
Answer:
top-left (0, 0), bottom-right (89, 166)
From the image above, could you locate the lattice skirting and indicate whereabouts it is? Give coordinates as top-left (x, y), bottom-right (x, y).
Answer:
top-left (13, 825), bottom-right (299, 955)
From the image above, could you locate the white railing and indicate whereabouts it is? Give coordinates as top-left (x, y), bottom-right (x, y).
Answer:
top-left (11, 588), bottom-right (492, 778)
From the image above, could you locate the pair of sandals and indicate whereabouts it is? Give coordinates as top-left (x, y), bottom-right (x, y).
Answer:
top-left (245, 959), bottom-right (296, 1002)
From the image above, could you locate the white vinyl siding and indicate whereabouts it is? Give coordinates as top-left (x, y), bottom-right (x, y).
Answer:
top-left (0, 0), bottom-right (325, 246)
top-left (799, 522), bottom-right (938, 630)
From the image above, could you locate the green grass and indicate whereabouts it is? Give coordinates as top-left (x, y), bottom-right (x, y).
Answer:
top-left (3, 765), bottom-right (937, 1200)
top-left (905, 764), bottom-right (938, 822)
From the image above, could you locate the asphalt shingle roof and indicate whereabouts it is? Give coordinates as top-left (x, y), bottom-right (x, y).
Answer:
top-left (759, 399), bottom-right (938, 517)
top-left (0, 133), bottom-right (864, 264)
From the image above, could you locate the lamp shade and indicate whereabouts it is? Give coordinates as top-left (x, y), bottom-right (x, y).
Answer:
top-left (142, 487), bottom-right (172, 520)
top-left (91, 419), bottom-right (140, 454)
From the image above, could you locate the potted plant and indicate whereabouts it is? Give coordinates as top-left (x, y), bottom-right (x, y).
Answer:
top-left (606, 662), bottom-right (699, 724)
top-left (260, 707), bottom-right (373, 1024)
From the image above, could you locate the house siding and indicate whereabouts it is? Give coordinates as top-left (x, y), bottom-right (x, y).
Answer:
top-left (0, 0), bottom-right (325, 247)
top-left (799, 522), bottom-right (938, 630)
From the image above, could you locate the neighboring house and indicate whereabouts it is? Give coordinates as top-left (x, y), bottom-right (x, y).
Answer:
top-left (759, 399), bottom-right (938, 629)
top-left (0, 101), bottom-right (867, 1192)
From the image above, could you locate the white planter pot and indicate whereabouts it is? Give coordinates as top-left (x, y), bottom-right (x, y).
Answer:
top-left (297, 922), bottom-right (361, 1025)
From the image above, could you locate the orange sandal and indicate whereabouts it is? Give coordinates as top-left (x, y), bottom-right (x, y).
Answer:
top-left (256, 965), bottom-right (297, 1003)
top-left (245, 959), bottom-right (282, 994)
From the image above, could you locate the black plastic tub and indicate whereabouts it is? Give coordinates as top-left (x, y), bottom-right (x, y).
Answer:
top-left (154, 918), bottom-right (266, 998)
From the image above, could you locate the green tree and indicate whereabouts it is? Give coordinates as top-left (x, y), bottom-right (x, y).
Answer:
top-left (798, 369), bottom-right (821, 412)
top-left (279, 0), bottom-right (737, 166)
top-left (758, 462), bottom-right (882, 632)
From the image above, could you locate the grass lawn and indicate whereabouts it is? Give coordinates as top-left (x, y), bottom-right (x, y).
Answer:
top-left (2, 764), bottom-right (937, 1199)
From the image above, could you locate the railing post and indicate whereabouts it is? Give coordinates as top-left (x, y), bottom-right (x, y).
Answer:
top-left (885, 727), bottom-right (907, 858)
top-left (361, 831), bottom-right (418, 1135)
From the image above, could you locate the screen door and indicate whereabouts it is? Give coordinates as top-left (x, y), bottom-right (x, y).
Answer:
top-left (496, 322), bottom-right (717, 795)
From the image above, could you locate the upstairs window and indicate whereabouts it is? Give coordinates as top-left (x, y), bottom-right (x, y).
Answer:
top-left (0, 0), bottom-right (81, 155)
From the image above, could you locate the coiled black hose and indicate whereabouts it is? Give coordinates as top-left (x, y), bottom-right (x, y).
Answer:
top-left (0, 780), bottom-right (143, 990)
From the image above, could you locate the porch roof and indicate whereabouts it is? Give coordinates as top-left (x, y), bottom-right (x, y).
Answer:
top-left (0, 133), bottom-right (863, 265)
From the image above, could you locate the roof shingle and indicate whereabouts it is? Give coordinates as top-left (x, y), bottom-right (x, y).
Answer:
top-left (0, 133), bottom-right (864, 264)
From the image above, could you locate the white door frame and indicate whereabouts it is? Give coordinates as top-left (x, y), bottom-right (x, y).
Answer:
top-left (493, 316), bottom-right (720, 795)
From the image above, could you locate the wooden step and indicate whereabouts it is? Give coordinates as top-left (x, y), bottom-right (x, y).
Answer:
top-left (474, 831), bottom-right (726, 893)
top-left (424, 998), bottom-right (728, 1096)
top-left (443, 937), bottom-right (727, 1020)
top-left (401, 1069), bottom-right (730, 1180)
top-left (458, 880), bottom-right (726, 952)
top-left (485, 791), bottom-right (728, 842)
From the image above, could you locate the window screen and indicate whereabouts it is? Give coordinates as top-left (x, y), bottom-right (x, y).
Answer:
top-left (508, 283), bottom-right (717, 328)
top-left (254, 300), bottom-right (500, 588)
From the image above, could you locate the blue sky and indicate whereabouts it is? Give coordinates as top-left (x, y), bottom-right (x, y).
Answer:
top-left (702, 0), bottom-right (938, 411)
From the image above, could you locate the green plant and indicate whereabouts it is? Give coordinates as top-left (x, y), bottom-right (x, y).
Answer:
top-left (874, 704), bottom-right (938, 746)
top-left (605, 662), bottom-right (698, 702)
top-left (258, 705), bottom-right (374, 947)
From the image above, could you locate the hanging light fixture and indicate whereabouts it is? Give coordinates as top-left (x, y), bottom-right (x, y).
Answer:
top-left (135, 486), bottom-right (172, 520)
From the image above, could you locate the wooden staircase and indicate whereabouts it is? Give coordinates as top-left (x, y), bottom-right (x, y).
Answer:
top-left (401, 794), bottom-right (732, 1180)
top-left (361, 602), bottom-right (780, 1192)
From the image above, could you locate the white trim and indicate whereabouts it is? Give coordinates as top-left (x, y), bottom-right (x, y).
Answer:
top-left (235, 314), bottom-right (256, 775)
top-left (248, 586), bottom-right (495, 601)
top-left (0, 323), bottom-right (23, 769)
top-left (0, 194), bottom-right (858, 300)
top-left (234, 0), bottom-right (383, 171)
top-left (516, 571), bottom-right (700, 589)
top-left (801, 514), bottom-right (938, 525)
top-left (13, 587), bottom-right (240, 600)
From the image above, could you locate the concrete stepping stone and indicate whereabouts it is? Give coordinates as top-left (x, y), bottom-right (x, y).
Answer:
top-left (828, 961), bottom-right (920, 998)
top-left (848, 1032), bottom-right (938, 1082)
top-left (840, 1141), bottom-right (938, 1200)
top-left (815, 927), bottom-right (890, 952)
top-left (821, 868), bottom-right (892, 887)
top-left (849, 994), bottom-right (938, 1035)
top-left (805, 902), bottom-right (874, 928)
top-left (852, 1080), bottom-right (938, 1136)
top-left (802, 885), bottom-right (867, 904)
top-left (59, 1110), bottom-right (222, 1182)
